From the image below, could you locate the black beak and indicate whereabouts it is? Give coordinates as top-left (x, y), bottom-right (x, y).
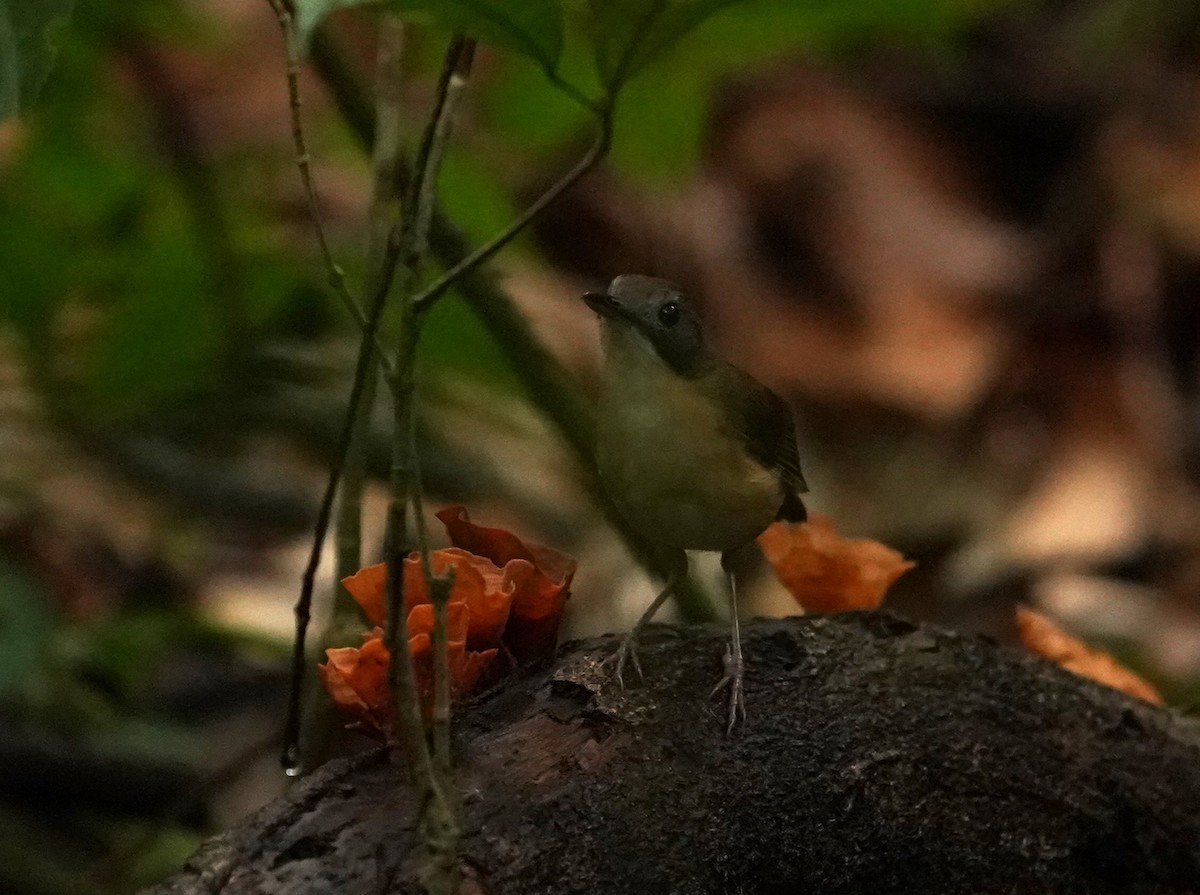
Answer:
top-left (583, 291), bottom-right (618, 316)
top-left (584, 291), bottom-right (628, 321)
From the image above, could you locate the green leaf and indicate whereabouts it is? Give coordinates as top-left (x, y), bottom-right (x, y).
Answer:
top-left (0, 0), bottom-right (77, 120)
top-left (433, 0), bottom-right (564, 73)
top-left (295, 0), bottom-right (564, 73)
top-left (586, 0), bottom-right (742, 92)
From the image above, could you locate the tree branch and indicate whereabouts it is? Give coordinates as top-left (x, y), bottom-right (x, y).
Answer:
top-left (154, 612), bottom-right (1200, 895)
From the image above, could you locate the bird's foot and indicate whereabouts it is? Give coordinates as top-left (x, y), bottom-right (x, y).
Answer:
top-left (603, 631), bottom-right (643, 689)
top-left (710, 643), bottom-right (746, 734)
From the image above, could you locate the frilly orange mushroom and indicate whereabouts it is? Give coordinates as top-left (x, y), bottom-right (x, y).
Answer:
top-left (319, 507), bottom-right (576, 739)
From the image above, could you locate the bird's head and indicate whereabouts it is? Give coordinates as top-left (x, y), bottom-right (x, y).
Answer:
top-left (584, 275), bottom-right (708, 376)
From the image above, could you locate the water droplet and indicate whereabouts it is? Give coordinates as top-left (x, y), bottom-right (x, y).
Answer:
top-left (281, 743), bottom-right (301, 776)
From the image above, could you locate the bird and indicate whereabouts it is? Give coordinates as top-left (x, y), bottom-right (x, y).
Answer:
top-left (584, 274), bottom-right (807, 731)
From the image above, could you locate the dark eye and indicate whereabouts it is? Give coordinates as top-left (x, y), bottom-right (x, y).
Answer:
top-left (658, 302), bottom-right (680, 326)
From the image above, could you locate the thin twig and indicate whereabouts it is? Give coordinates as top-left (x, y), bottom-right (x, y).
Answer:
top-left (415, 38), bottom-right (474, 782)
top-left (265, 0), bottom-right (395, 381)
top-left (271, 0), bottom-right (409, 770)
top-left (279, 16), bottom-right (462, 778)
top-left (335, 14), bottom-right (406, 593)
top-left (299, 20), bottom-right (615, 325)
top-left (410, 403), bottom-right (453, 776)
top-left (383, 36), bottom-right (475, 895)
top-left (280, 281), bottom-right (396, 771)
top-left (411, 103), bottom-right (613, 314)
top-left (544, 66), bottom-right (603, 115)
top-left (281, 253), bottom-right (405, 772)
top-left (413, 42), bottom-right (476, 266)
top-left (328, 15), bottom-right (407, 760)
top-left (381, 34), bottom-right (474, 789)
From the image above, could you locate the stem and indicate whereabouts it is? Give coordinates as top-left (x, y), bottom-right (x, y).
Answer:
top-left (264, 0), bottom-right (395, 379)
top-left (334, 16), bottom-right (406, 598)
top-left (410, 105), bottom-right (613, 314)
top-left (383, 34), bottom-right (475, 895)
top-left (335, 15), bottom-right (407, 625)
top-left (410, 41), bottom-right (476, 781)
top-left (299, 25), bottom-right (604, 457)
top-left (334, 399), bottom-right (369, 582)
top-left (384, 31), bottom-right (472, 766)
top-left (409, 423), bottom-right (452, 776)
top-left (384, 329), bottom-right (434, 781)
top-left (269, 0), bottom-right (406, 771)
top-left (282, 272), bottom-right (401, 773)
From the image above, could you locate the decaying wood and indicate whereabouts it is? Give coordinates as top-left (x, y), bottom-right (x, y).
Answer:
top-left (155, 612), bottom-right (1200, 894)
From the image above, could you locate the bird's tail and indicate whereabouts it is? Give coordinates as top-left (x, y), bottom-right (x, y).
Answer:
top-left (777, 490), bottom-right (808, 523)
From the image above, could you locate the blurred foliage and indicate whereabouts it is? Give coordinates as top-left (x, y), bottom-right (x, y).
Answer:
top-left (0, 0), bottom-right (1013, 430)
top-left (486, 0), bottom-right (1018, 181)
top-left (0, 0), bottom-right (77, 119)
top-left (0, 547), bottom-right (276, 747)
top-left (0, 558), bottom-right (54, 700)
top-left (2, 9), bottom-right (316, 424)
top-left (0, 544), bottom-right (282, 895)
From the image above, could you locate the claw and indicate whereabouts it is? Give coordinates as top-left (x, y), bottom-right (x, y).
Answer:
top-left (600, 563), bottom-right (683, 690)
top-left (710, 643), bottom-right (746, 734)
top-left (604, 633), bottom-right (643, 689)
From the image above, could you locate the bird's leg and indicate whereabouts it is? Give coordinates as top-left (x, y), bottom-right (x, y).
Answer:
top-left (606, 556), bottom-right (684, 688)
top-left (711, 553), bottom-right (746, 733)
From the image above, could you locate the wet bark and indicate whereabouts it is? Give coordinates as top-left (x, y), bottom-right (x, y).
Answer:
top-left (155, 612), bottom-right (1200, 894)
